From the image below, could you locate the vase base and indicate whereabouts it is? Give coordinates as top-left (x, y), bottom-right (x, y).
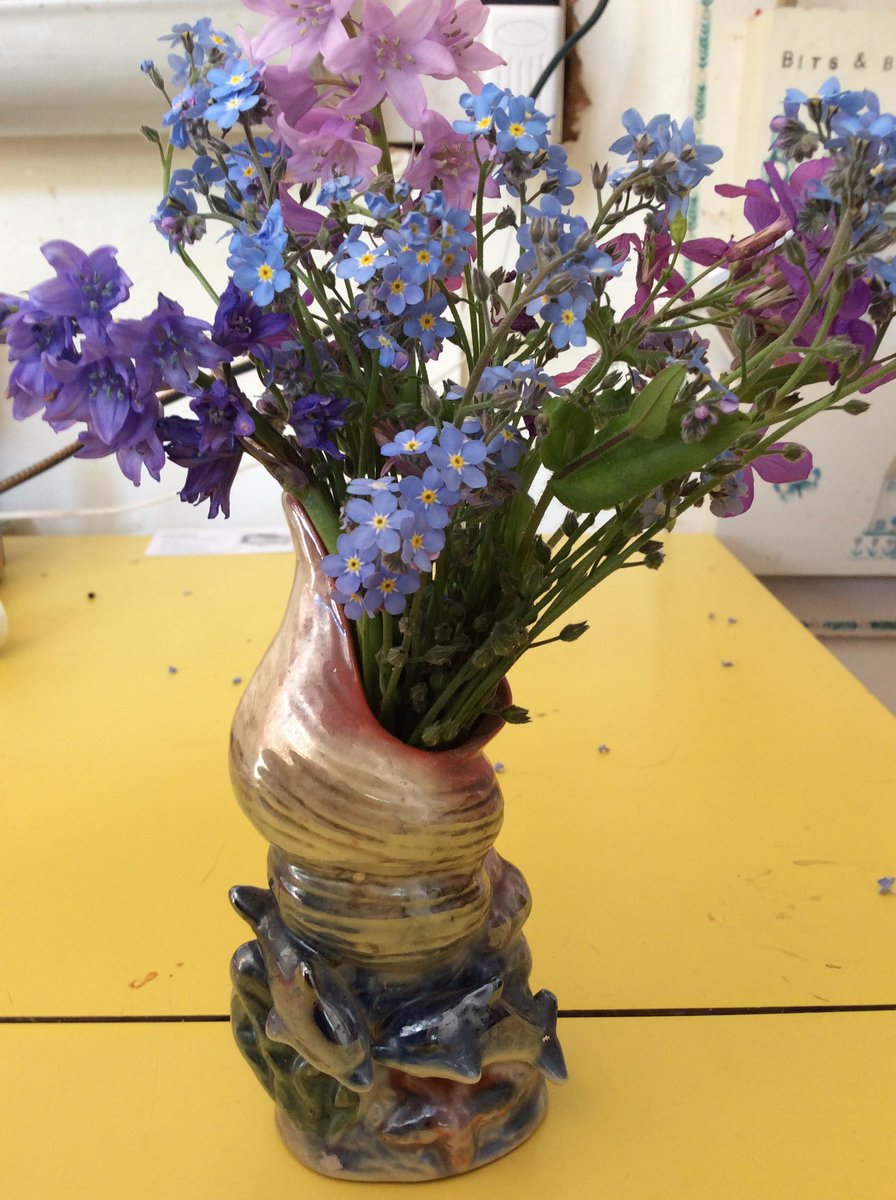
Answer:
top-left (274, 1063), bottom-right (548, 1181)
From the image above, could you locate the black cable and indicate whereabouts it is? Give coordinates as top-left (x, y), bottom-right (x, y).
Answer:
top-left (530, 0), bottom-right (613, 103)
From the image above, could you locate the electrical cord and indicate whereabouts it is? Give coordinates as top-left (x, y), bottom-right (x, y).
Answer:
top-left (530, 0), bottom-right (613, 102)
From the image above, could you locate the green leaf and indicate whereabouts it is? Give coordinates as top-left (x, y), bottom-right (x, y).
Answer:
top-left (552, 416), bottom-right (751, 513)
top-left (502, 490), bottom-right (535, 552)
top-left (540, 396), bottom-right (595, 472)
top-left (625, 364), bottom-right (688, 439)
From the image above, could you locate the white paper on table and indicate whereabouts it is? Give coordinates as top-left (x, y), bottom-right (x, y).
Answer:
top-left (145, 528), bottom-right (293, 557)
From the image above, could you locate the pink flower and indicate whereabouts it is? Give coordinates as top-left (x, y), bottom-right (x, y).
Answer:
top-left (324, 0), bottom-right (455, 128)
top-left (276, 110), bottom-right (382, 187)
top-left (244, 0), bottom-right (353, 73)
top-left (428, 0), bottom-right (504, 90)
top-left (402, 109), bottom-right (499, 209)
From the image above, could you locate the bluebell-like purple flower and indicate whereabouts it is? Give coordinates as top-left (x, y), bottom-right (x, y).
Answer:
top-left (45, 346), bottom-right (151, 443)
top-left (114, 294), bottom-right (227, 395)
top-left (189, 379), bottom-right (255, 456)
top-left (160, 413), bottom-right (243, 518)
top-left (28, 241), bottom-right (131, 340)
top-left (212, 281), bottom-right (290, 367)
top-left (77, 401), bottom-right (166, 486)
top-left (288, 392), bottom-right (348, 459)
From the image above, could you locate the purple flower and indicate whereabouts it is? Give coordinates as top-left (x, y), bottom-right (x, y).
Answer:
top-left (160, 414), bottom-right (244, 518)
top-left (427, 423), bottom-right (488, 490)
top-left (212, 281), bottom-right (290, 367)
top-left (402, 110), bottom-right (498, 210)
top-left (44, 346), bottom-right (150, 444)
top-left (113, 294), bottom-right (228, 395)
top-left (189, 379), bottom-right (255, 456)
top-left (345, 491), bottom-right (410, 552)
top-left (248, 0), bottom-right (353, 73)
top-left (76, 401), bottom-right (166, 486)
top-left (288, 392), bottom-right (348, 459)
top-left (28, 241), bottom-right (131, 339)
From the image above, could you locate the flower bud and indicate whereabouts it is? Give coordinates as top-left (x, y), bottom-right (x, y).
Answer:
top-left (843, 398), bottom-right (870, 415)
top-left (495, 206), bottom-right (517, 230)
top-left (592, 162), bottom-right (609, 190)
top-left (732, 313), bottom-right (756, 351)
top-left (471, 266), bottom-right (491, 302)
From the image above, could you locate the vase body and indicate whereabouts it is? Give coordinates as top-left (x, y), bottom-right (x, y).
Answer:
top-left (228, 496), bottom-right (565, 1182)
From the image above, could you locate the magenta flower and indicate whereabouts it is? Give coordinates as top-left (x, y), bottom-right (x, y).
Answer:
top-left (276, 109), bottom-right (382, 187)
top-left (246, 0), bottom-right (353, 73)
top-left (402, 110), bottom-right (499, 209)
top-left (325, 0), bottom-right (455, 128)
top-left (428, 0), bottom-right (504, 91)
top-left (710, 444), bottom-right (813, 517)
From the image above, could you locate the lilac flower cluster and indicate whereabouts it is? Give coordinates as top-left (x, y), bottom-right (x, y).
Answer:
top-left (323, 419), bottom-right (523, 617)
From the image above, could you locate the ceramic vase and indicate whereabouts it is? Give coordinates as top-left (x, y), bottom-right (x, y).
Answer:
top-left (228, 495), bottom-right (566, 1181)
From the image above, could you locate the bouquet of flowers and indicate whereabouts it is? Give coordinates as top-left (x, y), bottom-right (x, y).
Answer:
top-left (3, 4), bottom-right (896, 749)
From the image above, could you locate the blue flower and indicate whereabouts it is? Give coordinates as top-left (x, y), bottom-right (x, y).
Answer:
top-left (398, 468), bottom-right (459, 528)
top-left (427, 424), bottom-right (488, 490)
top-left (402, 295), bottom-right (454, 355)
top-left (400, 513), bottom-right (445, 570)
top-left (345, 491), bottom-right (410, 553)
top-left (347, 475), bottom-right (401, 497)
top-left (322, 532), bottom-right (378, 595)
top-left (542, 290), bottom-right (590, 349)
top-left (453, 83), bottom-right (507, 138)
top-left (319, 175), bottom-right (362, 206)
top-left (334, 228), bottom-right (388, 283)
top-left (359, 325), bottom-right (404, 367)
top-left (486, 425), bottom-right (526, 470)
top-left (363, 568), bottom-right (420, 616)
top-left (380, 426), bottom-right (437, 457)
top-left (163, 85), bottom-right (208, 148)
top-left (375, 265), bottom-right (423, 316)
top-left (493, 94), bottom-right (551, 154)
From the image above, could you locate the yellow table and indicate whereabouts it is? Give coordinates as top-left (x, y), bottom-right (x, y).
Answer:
top-left (1, 532), bottom-right (894, 1195)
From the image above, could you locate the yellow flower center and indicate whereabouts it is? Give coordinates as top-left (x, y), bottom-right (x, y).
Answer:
top-left (421, 489), bottom-right (437, 505)
top-left (359, 253), bottom-right (374, 267)
top-left (258, 264), bottom-right (273, 281)
top-left (561, 309), bottom-right (575, 325)
top-left (509, 122), bottom-right (525, 137)
top-left (411, 533), bottom-right (424, 550)
top-left (390, 280), bottom-right (404, 294)
top-left (449, 453), bottom-right (465, 469)
top-left (381, 578), bottom-right (396, 593)
top-left (416, 250), bottom-right (431, 265)
top-left (420, 314), bottom-right (436, 330)
top-left (405, 439), bottom-right (419, 451)
top-left (346, 557), bottom-right (361, 572)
